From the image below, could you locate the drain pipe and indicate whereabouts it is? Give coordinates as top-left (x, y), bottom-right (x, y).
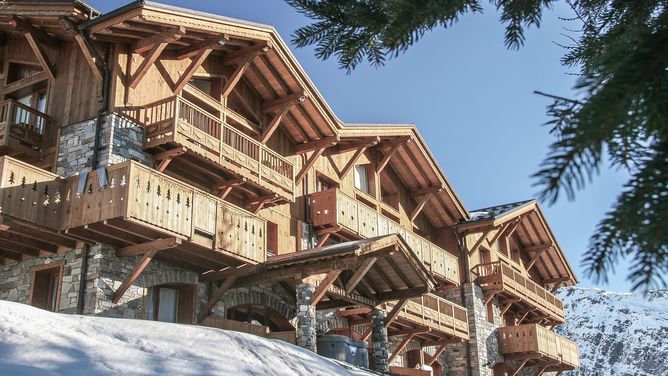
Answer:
top-left (302, 153), bottom-right (313, 249)
top-left (76, 30), bottom-right (112, 314)
top-left (455, 225), bottom-right (473, 376)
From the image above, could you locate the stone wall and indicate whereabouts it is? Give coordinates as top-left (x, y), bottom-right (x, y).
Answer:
top-left (0, 248), bottom-right (85, 314)
top-left (82, 244), bottom-right (200, 319)
top-left (462, 282), bottom-right (503, 376)
top-left (57, 112), bottom-right (151, 177)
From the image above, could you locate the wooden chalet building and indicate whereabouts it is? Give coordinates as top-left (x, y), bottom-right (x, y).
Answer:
top-left (0, 1), bottom-right (579, 375)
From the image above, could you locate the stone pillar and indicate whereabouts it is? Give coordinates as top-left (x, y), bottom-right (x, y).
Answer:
top-left (463, 282), bottom-right (503, 376)
top-left (371, 308), bottom-right (390, 373)
top-left (296, 282), bottom-right (317, 352)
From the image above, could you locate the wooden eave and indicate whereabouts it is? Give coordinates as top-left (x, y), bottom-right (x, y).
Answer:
top-left (202, 234), bottom-right (437, 306)
top-left (458, 202), bottom-right (577, 285)
top-left (0, 2), bottom-right (94, 21)
top-left (339, 125), bottom-right (468, 227)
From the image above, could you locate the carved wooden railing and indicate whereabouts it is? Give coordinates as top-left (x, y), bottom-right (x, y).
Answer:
top-left (310, 188), bottom-right (460, 284)
top-left (122, 96), bottom-right (294, 199)
top-left (383, 293), bottom-right (469, 339)
top-left (498, 323), bottom-right (580, 369)
top-left (472, 261), bottom-right (564, 322)
top-left (0, 99), bottom-right (48, 153)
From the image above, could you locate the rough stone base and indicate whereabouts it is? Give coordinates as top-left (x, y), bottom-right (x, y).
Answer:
top-left (295, 283), bottom-right (317, 352)
top-left (371, 308), bottom-right (390, 373)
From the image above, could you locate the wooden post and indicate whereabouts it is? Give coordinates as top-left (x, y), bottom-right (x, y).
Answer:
top-left (197, 276), bottom-right (238, 323)
top-left (311, 269), bottom-right (342, 305)
top-left (112, 250), bottom-right (157, 304)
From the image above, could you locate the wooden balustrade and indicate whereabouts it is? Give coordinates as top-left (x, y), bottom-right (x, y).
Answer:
top-left (310, 188), bottom-right (460, 284)
top-left (124, 96), bottom-right (294, 200)
top-left (473, 261), bottom-right (564, 322)
top-left (0, 156), bottom-right (267, 264)
top-left (383, 293), bottom-right (469, 340)
top-left (0, 99), bottom-right (48, 155)
top-left (498, 323), bottom-right (580, 369)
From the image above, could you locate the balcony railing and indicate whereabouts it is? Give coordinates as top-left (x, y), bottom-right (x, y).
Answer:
top-left (0, 156), bottom-right (267, 264)
top-left (498, 324), bottom-right (580, 370)
top-left (382, 293), bottom-right (469, 340)
top-left (0, 99), bottom-right (48, 156)
top-left (123, 96), bottom-right (294, 200)
top-left (472, 261), bottom-right (564, 323)
top-left (310, 188), bottom-right (460, 284)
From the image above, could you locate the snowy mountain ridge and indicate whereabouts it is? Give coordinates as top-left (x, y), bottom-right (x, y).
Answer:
top-left (557, 287), bottom-right (668, 376)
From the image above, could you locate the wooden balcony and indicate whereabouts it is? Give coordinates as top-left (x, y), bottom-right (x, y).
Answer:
top-left (0, 156), bottom-right (267, 270)
top-left (310, 188), bottom-right (459, 284)
top-left (123, 96), bottom-right (294, 202)
top-left (472, 262), bottom-right (565, 324)
top-left (0, 100), bottom-right (48, 161)
top-left (498, 324), bottom-right (580, 372)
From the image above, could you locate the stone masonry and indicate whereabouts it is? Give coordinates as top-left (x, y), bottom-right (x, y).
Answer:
top-left (0, 248), bottom-right (84, 314)
top-left (295, 282), bottom-right (317, 352)
top-left (57, 113), bottom-right (151, 177)
top-left (371, 308), bottom-right (390, 373)
top-left (462, 282), bottom-right (504, 376)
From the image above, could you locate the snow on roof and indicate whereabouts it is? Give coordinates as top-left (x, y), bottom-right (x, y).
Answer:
top-left (466, 199), bottom-right (535, 223)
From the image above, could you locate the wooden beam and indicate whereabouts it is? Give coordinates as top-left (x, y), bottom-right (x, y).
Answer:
top-left (132, 26), bottom-right (185, 53)
top-left (410, 193), bottom-right (434, 223)
top-left (173, 47), bottom-right (213, 93)
top-left (176, 35), bottom-right (228, 60)
top-left (222, 48), bottom-right (263, 98)
top-left (24, 33), bottom-right (55, 80)
top-left (116, 237), bottom-right (181, 257)
top-left (344, 257), bottom-right (377, 294)
top-left (316, 233), bottom-right (331, 248)
top-left (388, 333), bottom-right (417, 363)
top-left (312, 269), bottom-right (343, 306)
top-left (154, 146), bottom-right (187, 162)
top-left (488, 218), bottom-right (521, 246)
top-left (517, 311), bottom-right (530, 324)
top-left (376, 141), bottom-right (404, 173)
top-left (294, 136), bottom-right (339, 154)
top-left (335, 137), bottom-right (380, 154)
top-left (295, 147), bottom-right (325, 184)
top-left (510, 359), bottom-right (529, 376)
top-left (385, 257), bottom-right (414, 289)
top-left (197, 276), bottom-right (238, 323)
top-left (410, 185), bottom-right (443, 196)
top-left (337, 307), bottom-right (372, 317)
top-left (260, 101), bottom-right (294, 144)
top-left (338, 146), bottom-right (367, 179)
top-left (73, 34), bottom-right (102, 81)
top-left (112, 250), bottom-right (157, 303)
top-left (468, 228), bottom-right (493, 256)
top-left (526, 246), bottom-right (550, 271)
top-left (130, 41), bottom-right (168, 89)
top-left (262, 92), bottom-right (307, 113)
top-left (326, 284), bottom-right (377, 307)
top-left (385, 298), bottom-right (409, 327)
top-left (535, 366), bottom-right (549, 376)
top-left (361, 328), bottom-right (372, 341)
top-left (9, 17), bottom-right (58, 45)
top-left (225, 42), bottom-right (271, 64)
top-left (425, 343), bottom-right (449, 365)
top-left (543, 276), bottom-right (572, 285)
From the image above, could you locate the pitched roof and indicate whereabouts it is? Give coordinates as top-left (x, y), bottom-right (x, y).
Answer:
top-left (467, 199), bottom-right (535, 223)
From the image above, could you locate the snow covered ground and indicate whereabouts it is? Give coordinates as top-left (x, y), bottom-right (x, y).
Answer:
top-left (0, 301), bottom-right (375, 376)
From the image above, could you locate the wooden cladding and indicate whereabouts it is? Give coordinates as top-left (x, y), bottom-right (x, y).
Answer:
top-left (310, 188), bottom-right (459, 285)
top-left (0, 156), bottom-right (266, 264)
top-left (382, 293), bottom-right (469, 340)
top-left (0, 99), bottom-right (48, 158)
top-left (498, 323), bottom-right (580, 370)
top-left (123, 96), bottom-right (294, 201)
top-left (472, 261), bottom-right (565, 323)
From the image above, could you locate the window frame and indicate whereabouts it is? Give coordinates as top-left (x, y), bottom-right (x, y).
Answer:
top-left (29, 261), bottom-right (64, 312)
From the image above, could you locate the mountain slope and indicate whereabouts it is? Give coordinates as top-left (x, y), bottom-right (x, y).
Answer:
top-left (0, 301), bottom-right (373, 376)
top-left (557, 287), bottom-right (668, 376)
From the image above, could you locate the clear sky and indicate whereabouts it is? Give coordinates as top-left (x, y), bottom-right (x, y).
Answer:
top-left (87, 0), bottom-right (632, 292)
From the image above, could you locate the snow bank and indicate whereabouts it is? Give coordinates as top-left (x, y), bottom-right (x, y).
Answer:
top-left (0, 301), bottom-right (375, 376)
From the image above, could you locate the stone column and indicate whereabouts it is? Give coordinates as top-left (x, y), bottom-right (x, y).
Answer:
top-left (463, 282), bottom-right (503, 376)
top-left (296, 282), bottom-right (317, 352)
top-left (371, 308), bottom-right (390, 373)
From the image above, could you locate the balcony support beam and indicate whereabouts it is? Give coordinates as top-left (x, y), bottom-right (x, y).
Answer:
top-left (262, 92), bottom-right (308, 114)
top-left (197, 275), bottom-right (238, 323)
top-left (296, 147), bottom-right (325, 184)
top-left (312, 269), bottom-right (342, 306)
top-left (334, 136), bottom-right (380, 155)
top-left (24, 32), bottom-right (55, 81)
top-left (468, 228), bottom-right (493, 256)
top-left (388, 331), bottom-right (419, 363)
top-left (222, 49), bottom-right (263, 98)
top-left (425, 343), bottom-right (449, 365)
top-left (214, 177), bottom-right (246, 199)
top-left (154, 147), bottom-right (187, 172)
top-left (70, 29), bottom-right (103, 81)
top-left (112, 250), bottom-right (158, 304)
top-left (176, 35), bottom-right (228, 60)
top-left (260, 101), bottom-right (294, 144)
top-left (500, 298), bottom-right (520, 316)
top-left (116, 237), bottom-right (181, 257)
top-left (376, 140), bottom-right (405, 174)
top-left (410, 192), bottom-right (434, 224)
top-left (489, 217), bottom-right (521, 246)
top-left (173, 47), bottom-right (214, 93)
top-left (535, 366), bottom-right (549, 376)
top-left (526, 245), bottom-right (550, 271)
top-left (344, 257), bottom-right (377, 294)
top-left (509, 358), bottom-right (530, 376)
top-left (385, 298), bottom-right (409, 328)
top-left (338, 146), bottom-right (367, 179)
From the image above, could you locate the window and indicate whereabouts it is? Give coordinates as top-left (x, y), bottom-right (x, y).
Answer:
top-left (145, 284), bottom-right (196, 324)
top-left (189, 78), bottom-right (213, 96)
top-left (315, 172), bottom-right (339, 193)
top-left (353, 164), bottom-right (369, 193)
top-left (30, 262), bottom-right (63, 312)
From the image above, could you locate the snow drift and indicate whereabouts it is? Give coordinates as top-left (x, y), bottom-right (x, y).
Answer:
top-left (0, 301), bottom-right (374, 376)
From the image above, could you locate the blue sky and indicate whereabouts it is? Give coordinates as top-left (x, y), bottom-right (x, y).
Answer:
top-left (88, 0), bottom-right (632, 292)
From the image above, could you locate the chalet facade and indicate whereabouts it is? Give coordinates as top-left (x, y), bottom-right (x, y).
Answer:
top-left (0, 1), bottom-right (579, 375)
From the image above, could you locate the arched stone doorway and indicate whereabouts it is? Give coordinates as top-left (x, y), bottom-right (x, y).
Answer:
top-left (227, 304), bottom-right (294, 332)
